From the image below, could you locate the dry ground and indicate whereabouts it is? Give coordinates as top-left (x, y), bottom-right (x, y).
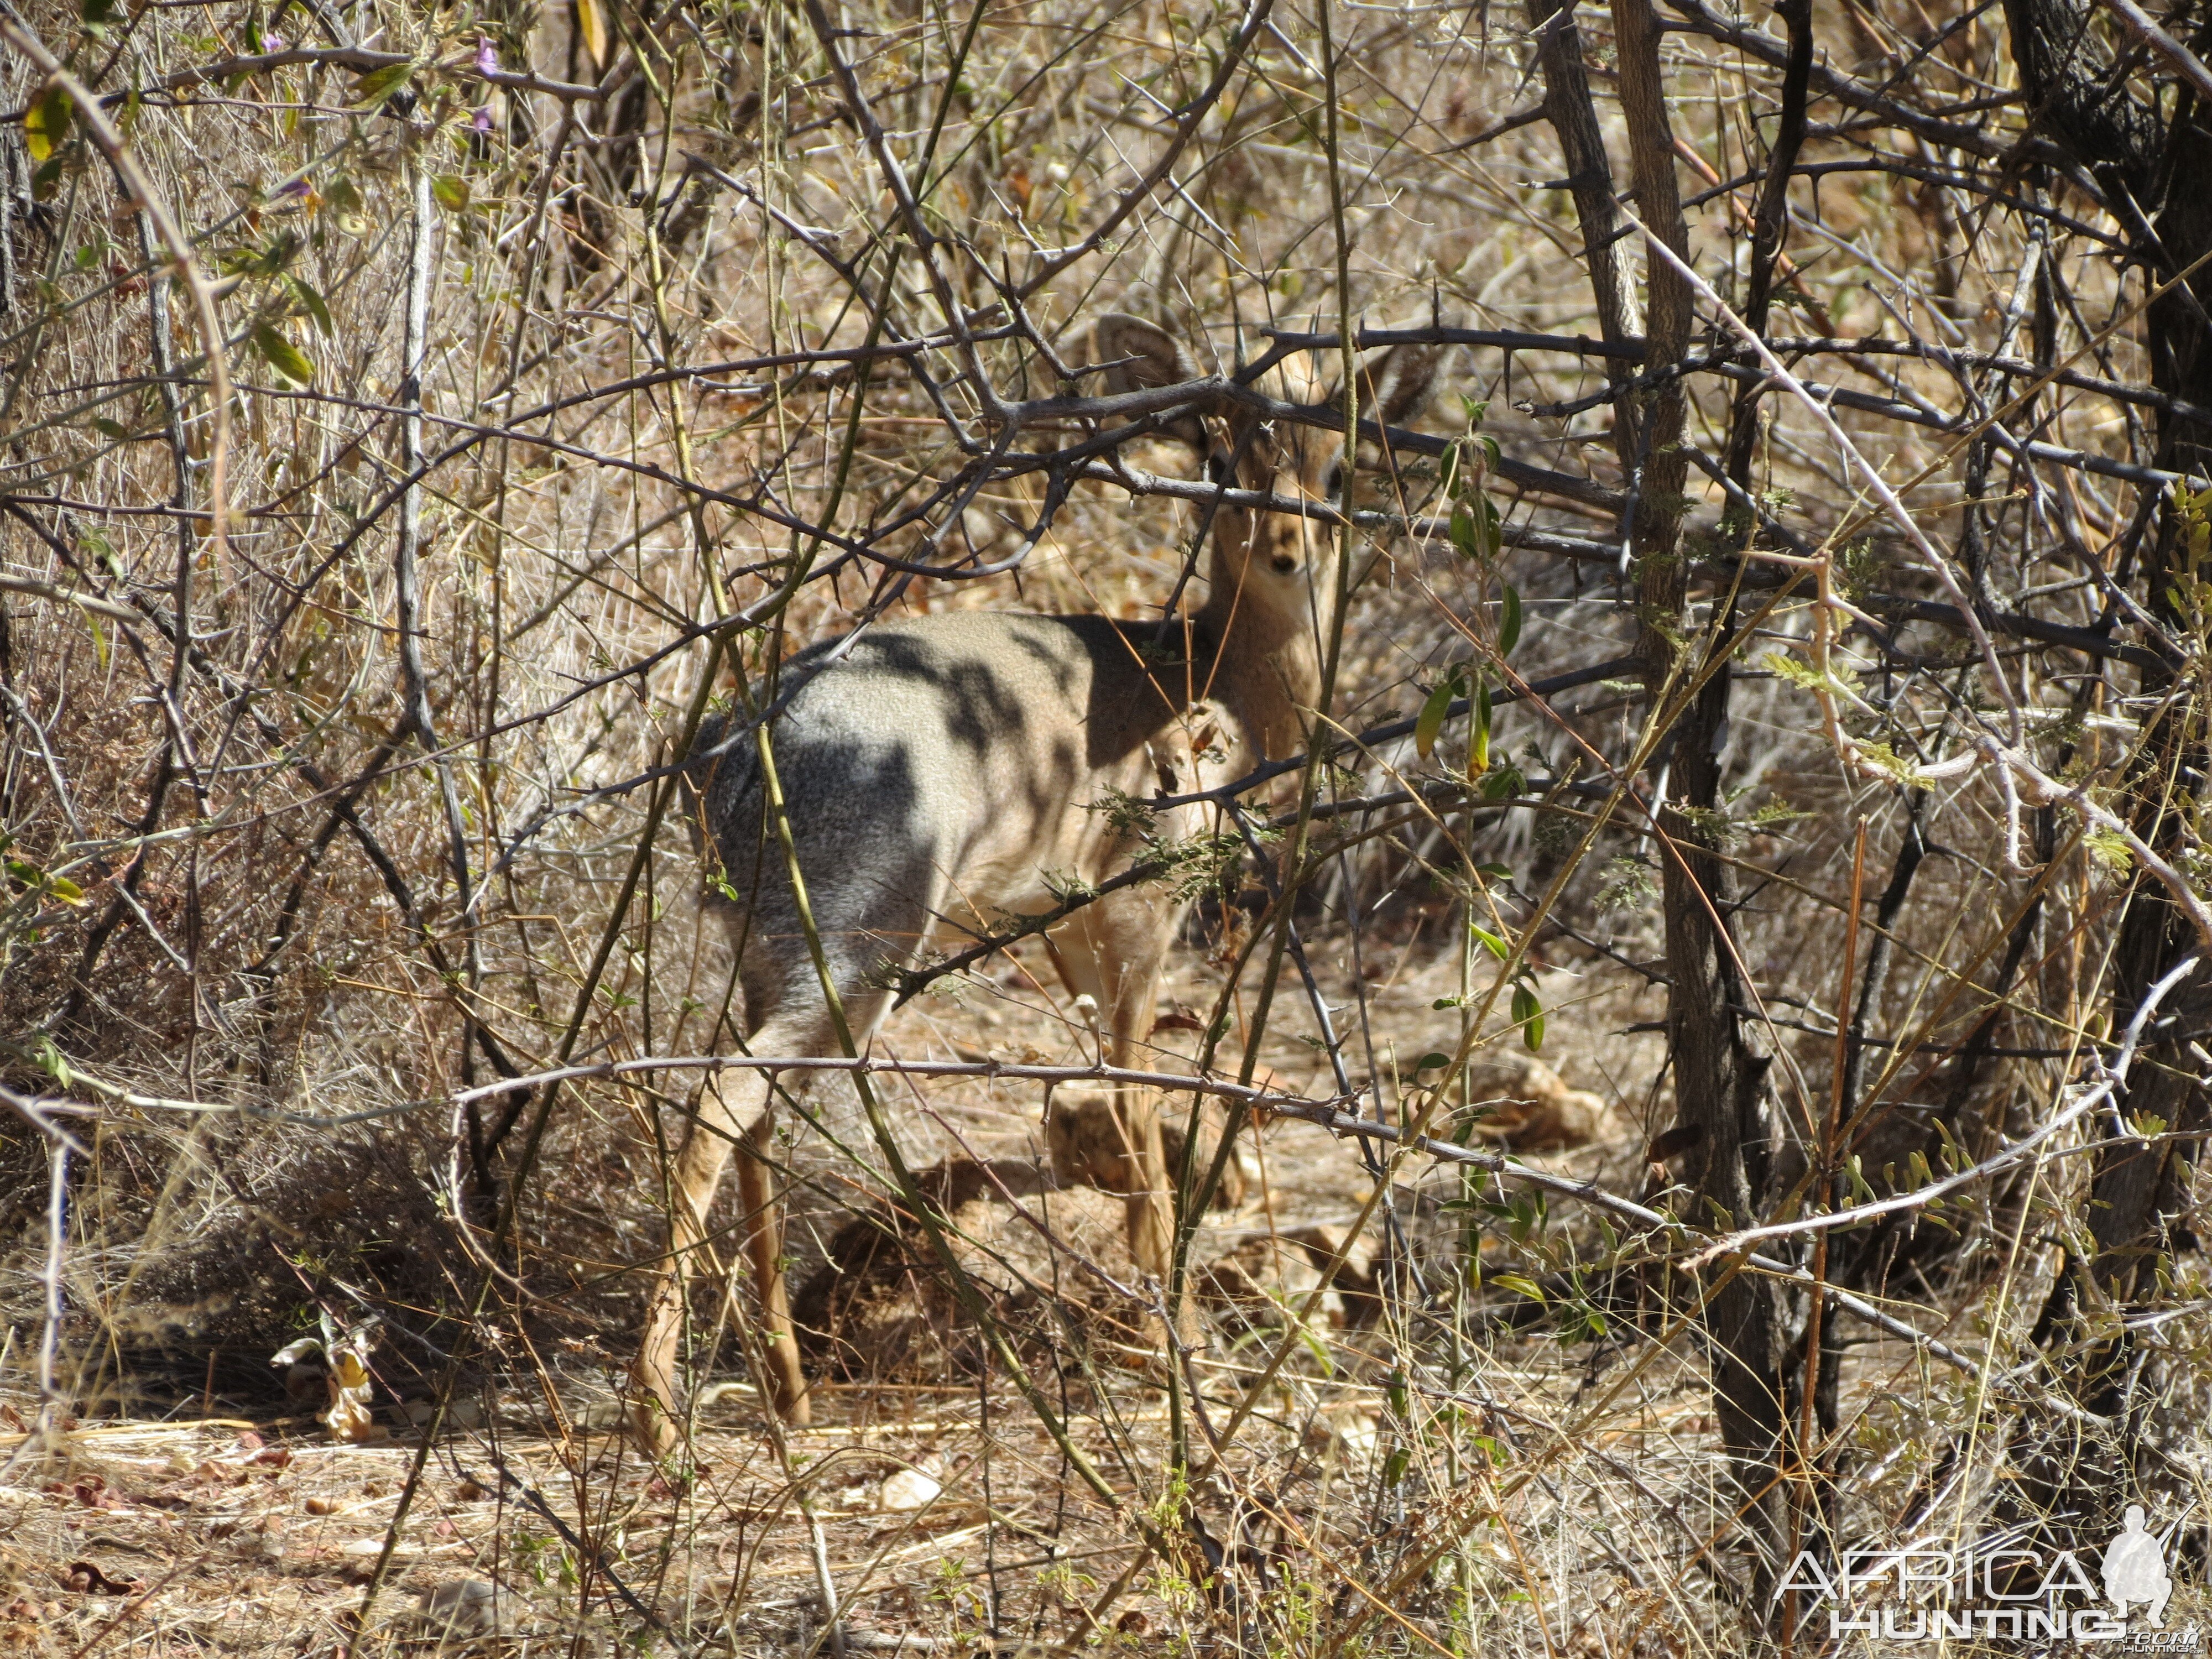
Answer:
top-left (0, 928), bottom-right (1766, 1658)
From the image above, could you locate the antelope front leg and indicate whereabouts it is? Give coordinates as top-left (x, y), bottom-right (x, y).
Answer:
top-left (1114, 1082), bottom-right (1176, 1282)
top-left (631, 1076), bottom-right (808, 1451)
top-left (1050, 901), bottom-right (1197, 1345)
top-left (1105, 989), bottom-right (1201, 1348)
top-left (733, 1113), bottom-right (808, 1423)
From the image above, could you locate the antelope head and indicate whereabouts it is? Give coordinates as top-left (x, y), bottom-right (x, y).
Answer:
top-left (1091, 312), bottom-right (1440, 757)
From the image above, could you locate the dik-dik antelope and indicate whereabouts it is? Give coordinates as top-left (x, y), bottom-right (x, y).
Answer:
top-left (630, 314), bottom-right (1438, 1442)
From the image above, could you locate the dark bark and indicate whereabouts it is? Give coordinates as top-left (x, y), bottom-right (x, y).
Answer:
top-left (1526, 0), bottom-right (1642, 485)
top-left (1615, 0), bottom-right (1801, 1615)
top-left (2003, 0), bottom-right (2212, 1529)
top-left (1525, 0), bottom-right (1798, 1609)
top-left (1721, 0), bottom-right (1814, 486)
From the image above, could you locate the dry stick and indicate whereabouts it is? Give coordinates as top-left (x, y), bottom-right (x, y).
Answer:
top-left (1322, 1247), bottom-right (1781, 1658)
top-left (797, 0), bottom-right (992, 431)
top-left (390, 149), bottom-right (484, 1087)
top-left (345, 639), bottom-right (737, 1653)
top-left (29, 71), bottom-right (216, 1026)
top-left (1689, 952), bottom-right (2200, 1260)
top-left (2097, 0), bottom-right (2212, 102)
top-left (639, 175), bottom-right (852, 1653)
top-left (1526, 0), bottom-right (1642, 493)
top-left (1225, 627), bottom-right (2107, 1533)
top-left (0, 12), bottom-right (228, 575)
top-left (1525, 333), bottom-right (2200, 425)
top-left (1011, 0), bottom-right (1277, 298)
top-left (18, 1045), bottom-right (2070, 1388)
top-left (1721, 0), bottom-right (1813, 485)
top-left (126, 41), bottom-right (609, 103)
top-left (1160, 0), bottom-right (1369, 1484)
top-left (1191, 703), bottom-right (1682, 1484)
top-left (1620, 0), bottom-right (1781, 1587)
top-left (1661, 0), bottom-right (2008, 160)
top-left (676, 66), bottom-right (1182, 1600)
top-left (35, 1137), bottom-right (66, 1433)
top-left (1174, 0), bottom-right (1383, 1286)
top-left (1785, 822), bottom-right (1864, 1655)
top-left (1631, 220), bottom-right (2212, 942)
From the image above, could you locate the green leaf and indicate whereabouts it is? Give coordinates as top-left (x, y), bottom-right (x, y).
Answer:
top-left (1415, 675), bottom-right (1456, 760)
top-left (1414, 1052), bottom-right (1453, 1076)
top-left (1498, 583), bottom-right (1522, 657)
top-left (289, 276), bottom-right (334, 337)
top-left (1470, 681), bottom-right (1491, 773)
top-left (30, 1034), bottom-right (73, 1089)
top-left (1469, 922), bottom-right (1509, 962)
top-left (8, 858), bottom-right (84, 906)
top-left (1491, 1273), bottom-right (1546, 1303)
top-left (348, 63), bottom-right (415, 110)
top-left (1512, 983), bottom-right (1545, 1051)
top-left (1448, 500), bottom-right (1479, 560)
top-left (24, 85), bottom-right (72, 164)
top-left (431, 174), bottom-right (470, 212)
top-left (253, 320), bottom-right (315, 385)
top-left (91, 417), bottom-right (127, 440)
top-left (84, 0), bottom-right (117, 27)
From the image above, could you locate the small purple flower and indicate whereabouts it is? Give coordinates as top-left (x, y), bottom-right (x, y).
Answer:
top-left (264, 32), bottom-right (286, 52)
top-left (471, 103), bottom-right (494, 133)
top-left (273, 176), bottom-right (311, 202)
top-left (476, 35), bottom-right (498, 75)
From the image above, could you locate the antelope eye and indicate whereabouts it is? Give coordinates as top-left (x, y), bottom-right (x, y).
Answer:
top-left (1322, 460), bottom-right (1345, 500)
top-left (1207, 450), bottom-right (1234, 486)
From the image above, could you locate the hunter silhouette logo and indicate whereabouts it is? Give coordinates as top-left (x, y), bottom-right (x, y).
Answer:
top-left (1778, 1512), bottom-right (2194, 1644)
top-left (2105, 1507), bottom-right (2176, 1627)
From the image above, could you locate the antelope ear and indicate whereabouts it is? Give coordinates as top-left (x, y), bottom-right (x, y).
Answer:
top-left (1363, 341), bottom-right (1443, 432)
top-left (1091, 313), bottom-right (1211, 452)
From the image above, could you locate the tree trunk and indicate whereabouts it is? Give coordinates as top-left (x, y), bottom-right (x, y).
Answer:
top-left (2003, 0), bottom-right (2212, 1520)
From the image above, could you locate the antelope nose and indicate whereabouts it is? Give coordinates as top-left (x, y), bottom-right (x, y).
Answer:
top-left (1271, 553), bottom-right (1297, 573)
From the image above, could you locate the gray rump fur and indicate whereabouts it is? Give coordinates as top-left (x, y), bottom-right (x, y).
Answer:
top-left (684, 611), bottom-right (1212, 1028)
